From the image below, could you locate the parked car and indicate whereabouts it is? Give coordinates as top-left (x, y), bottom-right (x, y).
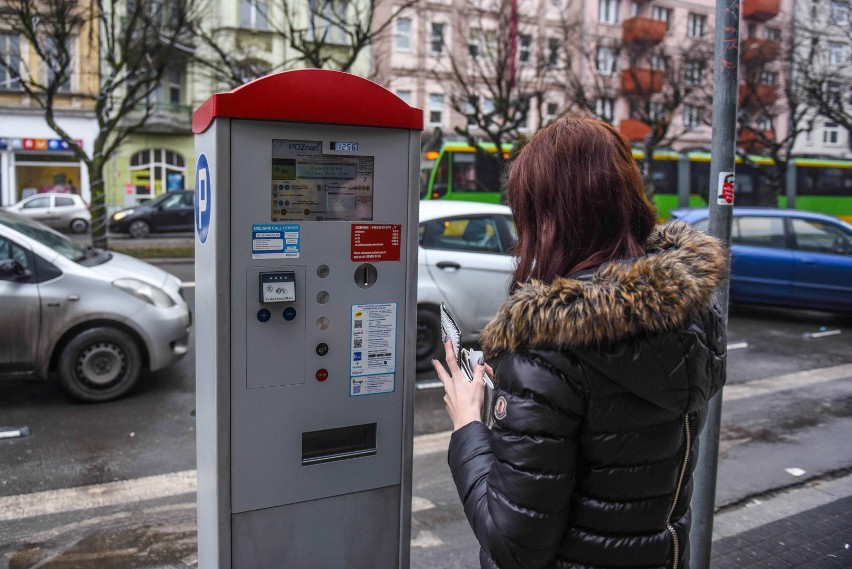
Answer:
top-left (671, 207), bottom-right (852, 313)
top-left (417, 201), bottom-right (517, 371)
top-left (4, 192), bottom-right (91, 234)
top-left (0, 209), bottom-right (191, 402)
top-left (109, 190), bottom-right (194, 238)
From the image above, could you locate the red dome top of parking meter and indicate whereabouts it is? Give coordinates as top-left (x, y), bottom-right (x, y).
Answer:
top-left (193, 69), bottom-right (424, 133)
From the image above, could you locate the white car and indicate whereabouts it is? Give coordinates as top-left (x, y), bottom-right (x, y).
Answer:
top-left (0, 209), bottom-right (191, 402)
top-left (5, 192), bottom-right (91, 234)
top-left (417, 201), bottom-right (516, 370)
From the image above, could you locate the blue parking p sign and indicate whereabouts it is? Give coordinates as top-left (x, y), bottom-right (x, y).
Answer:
top-left (195, 154), bottom-right (211, 244)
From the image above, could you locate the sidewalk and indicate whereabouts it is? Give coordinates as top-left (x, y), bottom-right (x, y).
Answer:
top-left (710, 472), bottom-right (852, 568)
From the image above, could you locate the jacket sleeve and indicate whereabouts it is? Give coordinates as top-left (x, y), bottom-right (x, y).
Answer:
top-left (448, 350), bottom-right (587, 569)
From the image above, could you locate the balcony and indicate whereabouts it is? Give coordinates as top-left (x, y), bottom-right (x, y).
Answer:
top-left (742, 0), bottom-right (780, 22)
top-left (738, 128), bottom-right (774, 150)
top-left (622, 17), bottom-right (667, 46)
top-left (621, 68), bottom-right (665, 94)
top-left (739, 83), bottom-right (778, 108)
top-left (741, 39), bottom-right (781, 64)
top-left (133, 103), bottom-right (193, 134)
top-left (620, 118), bottom-right (652, 141)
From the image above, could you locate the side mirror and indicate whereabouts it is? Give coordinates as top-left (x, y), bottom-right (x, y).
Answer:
top-left (0, 258), bottom-right (32, 281)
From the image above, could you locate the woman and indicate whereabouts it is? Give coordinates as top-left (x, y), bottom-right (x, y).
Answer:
top-left (434, 117), bottom-right (727, 569)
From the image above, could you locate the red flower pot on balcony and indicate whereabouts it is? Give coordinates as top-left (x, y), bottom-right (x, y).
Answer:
top-left (621, 68), bottom-right (665, 94)
top-left (623, 17), bottom-right (667, 45)
top-left (742, 0), bottom-right (780, 22)
top-left (620, 118), bottom-right (653, 141)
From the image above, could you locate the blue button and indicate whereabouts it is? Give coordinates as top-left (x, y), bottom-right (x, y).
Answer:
top-left (283, 307), bottom-right (297, 321)
top-left (257, 308), bottom-right (271, 322)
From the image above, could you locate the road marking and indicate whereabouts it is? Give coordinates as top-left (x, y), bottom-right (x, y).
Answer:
top-left (0, 470), bottom-right (196, 522)
top-left (723, 362), bottom-right (852, 402)
top-left (2, 363), bottom-right (849, 522)
top-left (804, 328), bottom-right (841, 338)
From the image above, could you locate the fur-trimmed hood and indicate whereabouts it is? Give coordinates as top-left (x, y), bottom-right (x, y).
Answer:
top-left (480, 221), bottom-right (727, 357)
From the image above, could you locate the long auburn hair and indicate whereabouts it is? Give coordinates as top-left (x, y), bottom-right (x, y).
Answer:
top-left (508, 116), bottom-right (657, 291)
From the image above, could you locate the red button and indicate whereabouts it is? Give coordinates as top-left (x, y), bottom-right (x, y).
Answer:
top-left (315, 369), bottom-right (329, 382)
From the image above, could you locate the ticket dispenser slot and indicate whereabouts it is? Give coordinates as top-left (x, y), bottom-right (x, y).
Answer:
top-left (302, 423), bottom-right (378, 466)
top-left (194, 69), bottom-right (421, 569)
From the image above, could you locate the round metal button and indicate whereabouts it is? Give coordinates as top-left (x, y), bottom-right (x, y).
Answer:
top-left (316, 343), bottom-right (329, 357)
top-left (283, 307), bottom-right (297, 321)
top-left (315, 368), bottom-right (329, 382)
top-left (257, 308), bottom-right (271, 323)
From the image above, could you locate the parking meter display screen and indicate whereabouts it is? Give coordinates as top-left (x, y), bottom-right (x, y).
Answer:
top-left (271, 139), bottom-right (374, 221)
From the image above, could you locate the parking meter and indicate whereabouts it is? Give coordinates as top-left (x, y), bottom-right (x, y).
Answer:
top-left (193, 70), bottom-right (423, 568)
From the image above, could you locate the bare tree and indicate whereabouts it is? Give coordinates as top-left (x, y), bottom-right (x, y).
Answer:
top-left (566, 16), bottom-right (714, 201)
top-left (1, 0), bottom-right (199, 249)
top-left (429, 0), bottom-right (576, 199)
top-left (736, 17), bottom-right (812, 200)
top-left (792, 2), bottom-right (852, 143)
top-left (193, 0), bottom-right (418, 89)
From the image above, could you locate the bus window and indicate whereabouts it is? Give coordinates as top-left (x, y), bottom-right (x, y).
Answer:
top-left (451, 150), bottom-right (500, 193)
top-left (650, 159), bottom-right (678, 194)
top-left (430, 152), bottom-right (450, 198)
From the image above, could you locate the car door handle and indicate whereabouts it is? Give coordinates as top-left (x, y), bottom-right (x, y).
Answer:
top-left (436, 261), bottom-right (461, 271)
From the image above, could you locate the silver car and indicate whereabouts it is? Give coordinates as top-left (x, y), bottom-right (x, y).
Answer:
top-left (0, 209), bottom-right (191, 402)
top-left (5, 192), bottom-right (92, 234)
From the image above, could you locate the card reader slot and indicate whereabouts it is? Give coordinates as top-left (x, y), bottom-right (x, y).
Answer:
top-left (301, 423), bottom-right (377, 466)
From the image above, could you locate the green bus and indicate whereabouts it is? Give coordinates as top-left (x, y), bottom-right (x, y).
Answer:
top-left (421, 141), bottom-right (852, 223)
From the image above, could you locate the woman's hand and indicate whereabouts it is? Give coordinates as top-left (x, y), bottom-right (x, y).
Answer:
top-left (433, 340), bottom-right (494, 431)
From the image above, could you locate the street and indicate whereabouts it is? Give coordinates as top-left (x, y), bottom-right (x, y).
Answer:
top-left (1, 256), bottom-right (851, 567)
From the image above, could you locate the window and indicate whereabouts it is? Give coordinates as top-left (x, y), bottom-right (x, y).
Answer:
top-left (421, 216), bottom-right (503, 253)
top-left (469, 28), bottom-right (480, 58)
top-left (395, 89), bottom-right (412, 104)
top-left (764, 27), bottom-right (781, 41)
top-left (824, 122), bottom-right (841, 144)
top-left (596, 46), bottom-right (618, 74)
top-left (595, 97), bottom-right (615, 122)
top-left (650, 101), bottom-right (666, 120)
top-left (22, 197), bottom-right (51, 210)
top-left (812, 0), bottom-right (820, 19)
top-left (792, 219), bottom-right (852, 254)
top-left (651, 54), bottom-right (667, 71)
top-left (466, 96), bottom-right (478, 126)
top-left (827, 41), bottom-right (847, 64)
top-left (757, 115), bottom-right (773, 131)
top-left (55, 197), bottom-right (75, 207)
top-left (235, 59), bottom-right (270, 83)
top-left (45, 37), bottom-right (72, 93)
top-left (687, 13), bottom-right (706, 38)
top-left (150, 67), bottom-right (183, 107)
top-left (129, 148), bottom-right (187, 196)
top-left (519, 34), bottom-right (532, 64)
top-left (308, 0), bottom-right (349, 44)
top-left (431, 22), bottom-right (445, 56)
top-left (428, 93), bottom-right (444, 125)
top-left (684, 104), bottom-right (702, 129)
top-left (652, 6), bottom-right (673, 31)
top-left (685, 60), bottom-right (703, 84)
top-left (733, 217), bottom-right (785, 248)
top-left (631, 1), bottom-right (640, 17)
top-left (547, 37), bottom-right (560, 67)
top-left (0, 237), bottom-right (30, 282)
top-left (0, 33), bottom-right (21, 90)
top-left (830, 0), bottom-right (850, 24)
top-left (545, 102), bottom-right (559, 121)
top-left (760, 70), bottom-right (779, 84)
top-left (395, 17), bottom-right (412, 52)
top-left (828, 81), bottom-right (842, 104)
top-left (239, 0), bottom-right (268, 30)
top-left (599, 0), bottom-right (620, 24)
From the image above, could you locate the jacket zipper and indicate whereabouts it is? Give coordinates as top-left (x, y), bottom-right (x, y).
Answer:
top-left (666, 414), bottom-right (692, 569)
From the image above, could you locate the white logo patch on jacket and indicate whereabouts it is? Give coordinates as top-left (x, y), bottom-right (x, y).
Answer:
top-left (494, 396), bottom-right (508, 420)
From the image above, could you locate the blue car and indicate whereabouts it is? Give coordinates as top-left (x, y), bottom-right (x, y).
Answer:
top-left (671, 208), bottom-right (852, 313)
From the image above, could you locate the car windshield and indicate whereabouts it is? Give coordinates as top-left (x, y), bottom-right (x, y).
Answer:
top-left (0, 209), bottom-right (89, 262)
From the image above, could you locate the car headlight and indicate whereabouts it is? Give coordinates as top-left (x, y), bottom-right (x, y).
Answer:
top-left (113, 210), bottom-right (134, 221)
top-left (113, 278), bottom-right (175, 307)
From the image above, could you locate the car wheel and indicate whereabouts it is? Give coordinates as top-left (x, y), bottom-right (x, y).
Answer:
top-left (57, 327), bottom-right (142, 402)
top-left (70, 218), bottom-right (89, 234)
top-left (416, 306), bottom-right (441, 372)
top-left (128, 220), bottom-right (150, 238)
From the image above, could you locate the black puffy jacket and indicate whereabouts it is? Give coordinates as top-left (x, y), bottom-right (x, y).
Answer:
top-left (448, 222), bottom-right (727, 569)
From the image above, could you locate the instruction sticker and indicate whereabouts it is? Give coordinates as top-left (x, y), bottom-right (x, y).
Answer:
top-left (351, 224), bottom-right (402, 262)
top-left (350, 303), bottom-right (397, 395)
top-left (271, 139), bottom-right (374, 222)
top-left (717, 172), bottom-right (735, 206)
top-left (252, 224), bottom-right (300, 259)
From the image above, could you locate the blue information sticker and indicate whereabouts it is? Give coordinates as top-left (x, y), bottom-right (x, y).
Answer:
top-left (252, 223), bottom-right (300, 259)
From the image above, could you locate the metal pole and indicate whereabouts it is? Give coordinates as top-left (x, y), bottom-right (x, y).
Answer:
top-left (689, 0), bottom-right (739, 566)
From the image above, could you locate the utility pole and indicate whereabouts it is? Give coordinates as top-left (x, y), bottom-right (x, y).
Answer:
top-left (689, 0), bottom-right (739, 567)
